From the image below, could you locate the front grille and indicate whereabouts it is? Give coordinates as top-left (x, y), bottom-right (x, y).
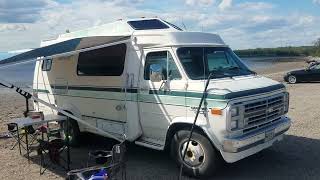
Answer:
top-left (243, 94), bottom-right (285, 131)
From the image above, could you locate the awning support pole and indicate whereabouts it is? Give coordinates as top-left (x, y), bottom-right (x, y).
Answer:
top-left (178, 72), bottom-right (214, 180)
top-left (0, 82), bottom-right (32, 117)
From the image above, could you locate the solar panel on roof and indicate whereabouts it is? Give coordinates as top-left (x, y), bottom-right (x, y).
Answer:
top-left (127, 19), bottom-right (170, 30)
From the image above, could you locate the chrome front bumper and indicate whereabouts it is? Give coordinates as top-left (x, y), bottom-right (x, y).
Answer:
top-left (220, 116), bottom-right (291, 163)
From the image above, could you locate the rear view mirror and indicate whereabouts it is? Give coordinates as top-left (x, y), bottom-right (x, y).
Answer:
top-left (150, 64), bottom-right (163, 82)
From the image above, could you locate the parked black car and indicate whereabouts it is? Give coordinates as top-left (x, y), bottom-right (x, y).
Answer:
top-left (284, 63), bottom-right (320, 83)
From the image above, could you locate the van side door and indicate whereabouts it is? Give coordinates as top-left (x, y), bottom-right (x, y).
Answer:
top-left (138, 48), bottom-right (187, 143)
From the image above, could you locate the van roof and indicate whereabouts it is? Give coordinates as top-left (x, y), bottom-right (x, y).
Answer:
top-left (41, 18), bottom-right (226, 47)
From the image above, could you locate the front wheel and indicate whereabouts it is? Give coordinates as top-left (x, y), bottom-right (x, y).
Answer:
top-left (288, 75), bottom-right (297, 84)
top-left (170, 130), bottom-right (221, 177)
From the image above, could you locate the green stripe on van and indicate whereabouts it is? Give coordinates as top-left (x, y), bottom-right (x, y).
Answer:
top-left (33, 83), bottom-right (284, 103)
top-left (33, 89), bottom-right (50, 93)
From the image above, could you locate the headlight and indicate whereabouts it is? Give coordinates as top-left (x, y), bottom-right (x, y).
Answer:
top-left (229, 106), bottom-right (242, 131)
top-left (230, 107), bottom-right (239, 117)
top-left (230, 120), bottom-right (238, 130)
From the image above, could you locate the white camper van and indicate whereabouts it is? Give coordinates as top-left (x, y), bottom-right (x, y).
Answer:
top-left (33, 18), bottom-right (291, 176)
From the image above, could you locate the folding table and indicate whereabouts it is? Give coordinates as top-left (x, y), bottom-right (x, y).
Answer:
top-left (8, 114), bottom-right (70, 168)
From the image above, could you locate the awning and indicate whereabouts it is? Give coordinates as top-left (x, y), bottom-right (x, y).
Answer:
top-left (0, 36), bottom-right (131, 68)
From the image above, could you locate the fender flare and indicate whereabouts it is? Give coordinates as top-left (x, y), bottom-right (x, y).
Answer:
top-left (165, 118), bottom-right (222, 151)
top-left (59, 103), bottom-right (83, 131)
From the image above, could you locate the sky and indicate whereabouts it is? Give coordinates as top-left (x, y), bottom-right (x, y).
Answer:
top-left (0, 0), bottom-right (320, 51)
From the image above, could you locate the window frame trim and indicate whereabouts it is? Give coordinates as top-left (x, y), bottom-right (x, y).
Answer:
top-left (41, 58), bottom-right (53, 71)
top-left (143, 50), bottom-right (183, 81)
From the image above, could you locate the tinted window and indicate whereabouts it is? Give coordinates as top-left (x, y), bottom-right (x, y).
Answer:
top-left (144, 51), bottom-right (181, 81)
top-left (77, 44), bottom-right (126, 76)
top-left (42, 58), bottom-right (52, 71)
top-left (128, 19), bottom-right (169, 30)
top-left (310, 64), bottom-right (320, 70)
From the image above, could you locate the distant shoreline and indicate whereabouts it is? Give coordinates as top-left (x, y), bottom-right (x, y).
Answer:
top-left (234, 45), bottom-right (320, 58)
top-left (241, 56), bottom-right (307, 61)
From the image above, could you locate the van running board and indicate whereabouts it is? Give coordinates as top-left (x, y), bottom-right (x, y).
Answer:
top-left (135, 139), bottom-right (164, 151)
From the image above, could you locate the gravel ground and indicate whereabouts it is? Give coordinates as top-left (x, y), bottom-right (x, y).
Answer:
top-left (1, 61), bottom-right (320, 179)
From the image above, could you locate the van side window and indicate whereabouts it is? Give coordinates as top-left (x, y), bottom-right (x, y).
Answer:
top-left (144, 51), bottom-right (181, 81)
top-left (42, 58), bottom-right (52, 71)
top-left (77, 44), bottom-right (127, 76)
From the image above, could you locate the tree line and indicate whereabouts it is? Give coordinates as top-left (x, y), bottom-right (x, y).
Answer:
top-left (235, 38), bottom-right (320, 58)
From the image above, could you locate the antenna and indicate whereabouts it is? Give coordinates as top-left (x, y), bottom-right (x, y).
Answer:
top-left (180, 17), bottom-right (187, 31)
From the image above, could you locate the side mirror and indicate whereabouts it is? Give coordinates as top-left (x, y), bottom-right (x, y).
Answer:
top-left (150, 64), bottom-right (163, 82)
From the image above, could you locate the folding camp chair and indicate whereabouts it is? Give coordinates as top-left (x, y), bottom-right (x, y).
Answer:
top-left (67, 141), bottom-right (127, 180)
top-left (7, 123), bottom-right (40, 155)
top-left (37, 138), bottom-right (69, 174)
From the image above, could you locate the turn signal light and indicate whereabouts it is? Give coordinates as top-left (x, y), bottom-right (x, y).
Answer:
top-left (211, 108), bottom-right (222, 115)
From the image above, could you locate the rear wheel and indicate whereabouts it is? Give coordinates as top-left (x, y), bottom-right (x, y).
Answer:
top-left (288, 75), bottom-right (297, 84)
top-left (170, 130), bottom-right (220, 177)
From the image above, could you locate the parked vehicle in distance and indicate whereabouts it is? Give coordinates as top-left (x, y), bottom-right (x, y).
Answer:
top-left (27, 18), bottom-right (291, 177)
top-left (284, 62), bottom-right (320, 84)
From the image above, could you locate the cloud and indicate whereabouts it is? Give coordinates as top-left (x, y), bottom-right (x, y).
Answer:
top-left (244, 18), bottom-right (289, 33)
top-left (38, 0), bottom-right (155, 31)
top-left (0, 24), bottom-right (27, 32)
top-left (0, 0), bottom-right (319, 51)
top-left (185, 0), bottom-right (214, 6)
top-left (313, 0), bottom-right (320, 5)
top-left (237, 2), bottom-right (274, 11)
top-left (187, 1), bottom-right (320, 48)
top-left (0, 0), bottom-right (57, 23)
top-left (0, 0), bottom-right (157, 50)
top-left (218, 0), bottom-right (232, 11)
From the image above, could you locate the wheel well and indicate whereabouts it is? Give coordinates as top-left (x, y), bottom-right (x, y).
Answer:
top-left (164, 123), bottom-right (209, 151)
top-left (58, 110), bottom-right (79, 128)
top-left (58, 110), bottom-right (73, 118)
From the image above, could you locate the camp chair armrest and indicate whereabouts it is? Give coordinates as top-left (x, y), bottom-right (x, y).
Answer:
top-left (68, 164), bottom-right (115, 174)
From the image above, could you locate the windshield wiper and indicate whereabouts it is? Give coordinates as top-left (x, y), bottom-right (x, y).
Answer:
top-left (227, 66), bottom-right (257, 76)
top-left (208, 69), bottom-right (233, 79)
top-left (226, 66), bottom-right (240, 70)
top-left (247, 69), bottom-right (257, 75)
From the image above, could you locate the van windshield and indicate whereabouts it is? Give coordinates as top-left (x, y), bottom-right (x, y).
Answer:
top-left (177, 47), bottom-right (254, 80)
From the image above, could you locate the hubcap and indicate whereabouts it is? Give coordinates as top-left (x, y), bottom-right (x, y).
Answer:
top-left (61, 122), bottom-right (73, 142)
top-left (289, 76), bottom-right (296, 83)
top-left (180, 140), bottom-right (205, 167)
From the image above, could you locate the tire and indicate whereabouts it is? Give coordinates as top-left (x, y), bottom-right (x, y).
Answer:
top-left (288, 75), bottom-right (297, 84)
top-left (170, 130), bottom-right (220, 177)
top-left (60, 118), bottom-right (81, 147)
